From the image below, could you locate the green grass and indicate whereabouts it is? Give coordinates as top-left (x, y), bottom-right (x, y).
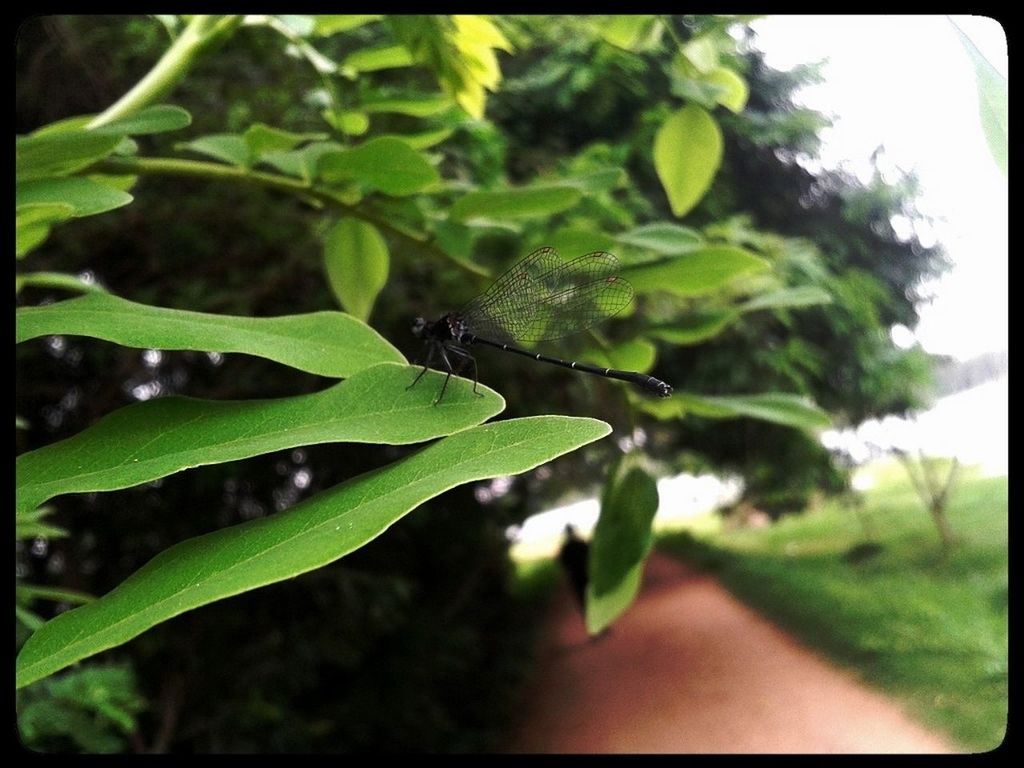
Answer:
top-left (658, 462), bottom-right (1008, 753)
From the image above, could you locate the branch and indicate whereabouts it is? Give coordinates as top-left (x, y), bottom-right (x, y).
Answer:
top-left (89, 155), bottom-right (485, 276)
top-left (87, 16), bottom-right (243, 129)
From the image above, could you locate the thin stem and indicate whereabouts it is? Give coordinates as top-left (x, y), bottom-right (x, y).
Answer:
top-left (87, 15), bottom-right (242, 129)
top-left (89, 155), bottom-right (486, 276)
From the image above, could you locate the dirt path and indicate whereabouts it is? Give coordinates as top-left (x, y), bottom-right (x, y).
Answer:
top-left (506, 553), bottom-right (959, 754)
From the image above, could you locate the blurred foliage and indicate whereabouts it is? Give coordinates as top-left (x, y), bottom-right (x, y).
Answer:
top-left (17, 663), bottom-right (146, 753)
top-left (16, 14), bottom-right (946, 751)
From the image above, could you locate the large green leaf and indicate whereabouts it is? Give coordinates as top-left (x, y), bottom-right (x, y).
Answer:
top-left (696, 393), bottom-right (831, 430)
top-left (16, 362), bottom-right (502, 515)
top-left (615, 222), bottom-right (704, 255)
top-left (598, 15), bottom-right (655, 50)
top-left (16, 294), bottom-right (404, 378)
top-left (450, 186), bottom-right (582, 222)
top-left (586, 458), bottom-right (660, 634)
top-left (634, 391), bottom-right (830, 430)
top-left (648, 310), bottom-right (736, 345)
top-left (622, 246), bottom-right (768, 297)
top-left (546, 227), bottom-right (617, 259)
top-left (318, 137), bottom-right (440, 196)
top-left (322, 217), bottom-right (390, 321)
top-left (739, 286), bottom-right (832, 312)
top-left (16, 178), bottom-right (134, 218)
top-left (582, 338), bottom-right (657, 373)
top-left (15, 416), bottom-right (610, 687)
top-left (653, 104), bottom-right (723, 217)
top-left (16, 132), bottom-right (124, 182)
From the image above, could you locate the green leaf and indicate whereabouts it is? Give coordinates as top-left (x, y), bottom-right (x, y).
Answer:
top-left (90, 105), bottom-right (192, 135)
top-left (15, 416), bottom-right (610, 687)
top-left (16, 606), bottom-right (45, 633)
top-left (677, 392), bottom-right (831, 430)
top-left (318, 137), bottom-right (440, 196)
top-left (243, 123), bottom-right (328, 162)
top-left (648, 310), bottom-right (736, 345)
top-left (313, 15), bottom-right (382, 36)
top-left (323, 218), bottom-right (390, 321)
top-left (586, 458), bottom-right (659, 634)
top-left (739, 286), bottom-right (832, 312)
top-left (681, 36), bottom-right (719, 74)
top-left (615, 222), bottom-right (704, 254)
top-left (17, 663), bottom-right (145, 751)
top-left (622, 246), bottom-right (769, 297)
top-left (15, 272), bottom-right (109, 296)
top-left (704, 66), bottom-right (749, 113)
top-left (361, 93), bottom-right (453, 117)
top-left (322, 109), bottom-right (370, 136)
top-left (16, 293), bottom-right (405, 378)
top-left (557, 168), bottom-right (626, 193)
top-left (952, 20), bottom-right (1007, 175)
top-left (653, 104), bottom-right (723, 217)
top-left (16, 362), bottom-right (502, 515)
top-left (16, 204), bottom-right (76, 258)
top-left (598, 15), bottom-right (655, 50)
top-left (29, 115), bottom-right (94, 137)
top-left (16, 507), bottom-right (69, 541)
top-left (17, 584), bottom-right (95, 606)
top-left (379, 127), bottom-right (455, 150)
top-left (260, 141), bottom-right (342, 183)
top-left (342, 44), bottom-right (415, 73)
top-left (16, 178), bottom-right (134, 217)
top-left (583, 338), bottom-right (656, 373)
top-left (545, 228), bottom-right (617, 260)
top-left (178, 134), bottom-right (251, 166)
top-left (450, 186), bottom-right (582, 222)
top-left (16, 131), bottom-right (123, 182)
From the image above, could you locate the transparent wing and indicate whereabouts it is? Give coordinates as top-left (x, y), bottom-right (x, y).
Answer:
top-left (459, 248), bottom-right (634, 343)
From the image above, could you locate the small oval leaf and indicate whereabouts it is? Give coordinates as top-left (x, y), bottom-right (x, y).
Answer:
top-left (16, 177), bottom-right (133, 217)
top-left (450, 186), bottom-right (582, 222)
top-left (318, 137), bottom-right (439, 196)
top-left (653, 104), bottom-right (723, 217)
top-left (323, 217), bottom-right (390, 321)
top-left (91, 105), bottom-right (193, 135)
top-left (16, 131), bottom-right (124, 182)
top-left (622, 246), bottom-right (768, 297)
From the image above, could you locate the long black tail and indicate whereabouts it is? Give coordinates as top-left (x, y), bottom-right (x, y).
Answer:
top-left (471, 336), bottom-right (672, 397)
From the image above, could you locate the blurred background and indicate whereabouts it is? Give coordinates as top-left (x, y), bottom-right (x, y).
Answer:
top-left (16, 15), bottom-right (1006, 753)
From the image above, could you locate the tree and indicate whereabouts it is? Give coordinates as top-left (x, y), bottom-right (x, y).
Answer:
top-left (16, 15), bottom-right (940, 751)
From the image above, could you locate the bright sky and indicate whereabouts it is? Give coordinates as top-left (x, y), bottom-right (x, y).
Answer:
top-left (749, 15), bottom-right (1008, 361)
